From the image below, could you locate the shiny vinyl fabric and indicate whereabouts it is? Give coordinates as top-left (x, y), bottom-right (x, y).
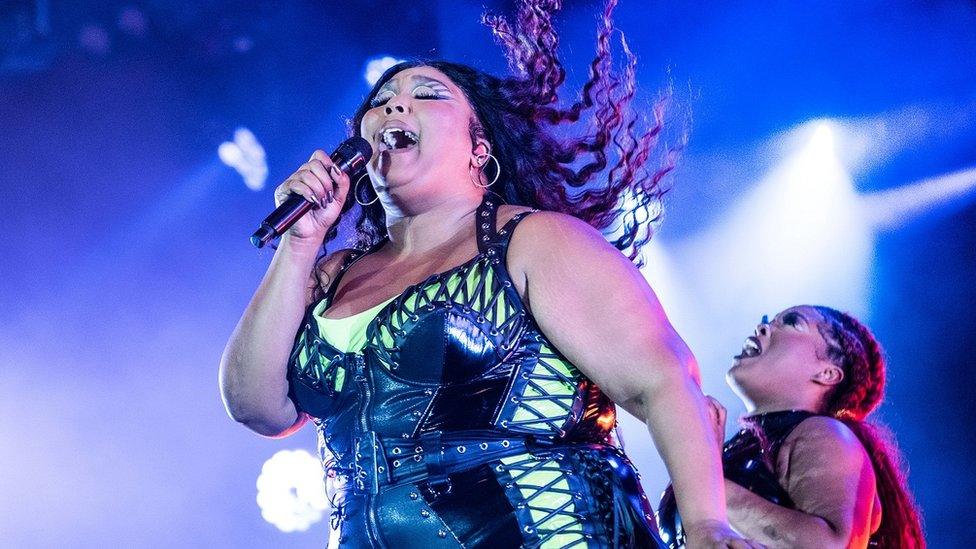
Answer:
top-left (287, 195), bottom-right (665, 548)
top-left (656, 410), bottom-right (815, 548)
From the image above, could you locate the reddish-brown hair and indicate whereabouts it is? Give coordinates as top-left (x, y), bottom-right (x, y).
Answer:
top-left (814, 306), bottom-right (926, 548)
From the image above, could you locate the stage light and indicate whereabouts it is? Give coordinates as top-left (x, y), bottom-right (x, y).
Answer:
top-left (862, 165), bottom-right (976, 231)
top-left (364, 56), bottom-right (404, 87)
top-left (218, 127), bottom-right (267, 191)
top-left (255, 449), bottom-right (329, 533)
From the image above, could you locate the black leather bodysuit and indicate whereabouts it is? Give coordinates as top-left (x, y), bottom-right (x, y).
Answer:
top-left (287, 195), bottom-right (665, 548)
top-left (656, 410), bottom-right (815, 548)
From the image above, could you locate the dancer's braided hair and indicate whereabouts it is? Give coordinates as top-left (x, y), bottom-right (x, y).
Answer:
top-left (814, 306), bottom-right (925, 548)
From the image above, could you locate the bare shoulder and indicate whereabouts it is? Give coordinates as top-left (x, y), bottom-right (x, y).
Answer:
top-left (495, 204), bottom-right (538, 226)
top-left (502, 209), bottom-right (611, 257)
top-left (315, 247), bottom-right (357, 277)
top-left (306, 247), bottom-right (357, 305)
top-left (783, 415), bottom-right (869, 467)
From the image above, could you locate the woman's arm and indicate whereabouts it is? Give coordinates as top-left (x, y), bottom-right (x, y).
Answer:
top-left (219, 236), bottom-right (331, 437)
top-left (725, 417), bottom-right (878, 548)
top-left (509, 212), bottom-right (745, 547)
top-left (219, 148), bottom-right (351, 437)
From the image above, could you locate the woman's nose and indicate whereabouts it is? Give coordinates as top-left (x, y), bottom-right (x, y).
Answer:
top-left (755, 315), bottom-right (770, 337)
top-left (384, 99), bottom-right (408, 115)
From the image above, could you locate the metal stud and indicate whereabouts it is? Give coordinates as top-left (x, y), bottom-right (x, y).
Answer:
top-left (409, 492), bottom-right (419, 500)
top-left (420, 509), bottom-right (430, 518)
top-left (424, 388), bottom-right (434, 396)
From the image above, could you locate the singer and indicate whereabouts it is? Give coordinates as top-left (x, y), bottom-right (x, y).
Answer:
top-left (220, 1), bottom-right (751, 547)
top-left (657, 306), bottom-right (925, 548)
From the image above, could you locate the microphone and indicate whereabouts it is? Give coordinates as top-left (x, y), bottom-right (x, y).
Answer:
top-left (250, 137), bottom-right (373, 248)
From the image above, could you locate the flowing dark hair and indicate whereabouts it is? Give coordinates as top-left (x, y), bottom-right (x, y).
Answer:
top-left (813, 306), bottom-right (926, 548)
top-left (318, 0), bottom-right (675, 278)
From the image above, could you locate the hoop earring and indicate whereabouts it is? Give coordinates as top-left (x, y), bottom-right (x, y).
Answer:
top-left (354, 172), bottom-right (378, 206)
top-left (472, 153), bottom-right (501, 188)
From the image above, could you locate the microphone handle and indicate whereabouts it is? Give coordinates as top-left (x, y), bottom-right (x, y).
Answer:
top-left (250, 148), bottom-right (366, 249)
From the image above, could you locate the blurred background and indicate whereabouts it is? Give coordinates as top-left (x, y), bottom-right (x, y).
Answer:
top-left (1, 0), bottom-right (974, 546)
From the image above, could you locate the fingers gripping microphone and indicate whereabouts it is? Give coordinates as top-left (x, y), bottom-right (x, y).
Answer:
top-left (250, 137), bottom-right (373, 248)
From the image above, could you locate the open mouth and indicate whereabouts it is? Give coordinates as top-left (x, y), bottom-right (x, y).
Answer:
top-left (734, 336), bottom-right (762, 360)
top-left (379, 127), bottom-right (419, 152)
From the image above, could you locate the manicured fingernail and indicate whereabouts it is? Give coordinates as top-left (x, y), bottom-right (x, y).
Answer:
top-left (329, 165), bottom-right (342, 178)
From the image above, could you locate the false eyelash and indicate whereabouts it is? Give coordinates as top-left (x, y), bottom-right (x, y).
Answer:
top-left (369, 89), bottom-right (442, 108)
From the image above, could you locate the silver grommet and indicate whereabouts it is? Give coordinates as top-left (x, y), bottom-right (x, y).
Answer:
top-left (377, 466), bottom-right (385, 473)
top-left (457, 445), bottom-right (466, 453)
top-left (501, 440), bottom-right (510, 447)
top-left (480, 442), bottom-right (489, 450)
top-left (393, 460), bottom-right (401, 467)
top-left (393, 447), bottom-right (401, 455)
top-left (414, 455), bottom-right (423, 462)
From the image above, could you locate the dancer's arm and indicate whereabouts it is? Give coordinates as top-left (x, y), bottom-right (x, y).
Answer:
top-left (510, 211), bottom-right (751, 548)
top-left (725, 417), bottom-right (879, 548)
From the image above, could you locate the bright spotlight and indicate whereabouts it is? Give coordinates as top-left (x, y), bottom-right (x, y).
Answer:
top-left (255, 449), bottom-right (329, 533)
top-left (218, 127), bottom-right (267, 191)
top-left (364, 56), bottom-right (404, 87)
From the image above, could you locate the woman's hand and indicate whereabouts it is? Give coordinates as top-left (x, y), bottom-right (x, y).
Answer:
top-left (705, 395), bottom-right (728, 448)
top-left (273, 149), bottom-right (353, 244)
top-left (685, 519), bottom-right (766, 548)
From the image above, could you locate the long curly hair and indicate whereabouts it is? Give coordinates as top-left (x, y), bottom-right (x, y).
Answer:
top-left (318, 0), bottom-right (675, 273)
top-left (813, 306), bottom-right (926, 548)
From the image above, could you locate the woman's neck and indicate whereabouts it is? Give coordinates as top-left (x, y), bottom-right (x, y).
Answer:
top-left (383, 191), bottom-right (484, 256)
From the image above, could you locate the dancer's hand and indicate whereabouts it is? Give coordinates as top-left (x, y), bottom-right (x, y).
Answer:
top-left (273, 149), bottom-right (353, 244)
top-left (704, 395), bottom-right (727, 448)
top-left (684, 519), bottom-right (766, 548)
